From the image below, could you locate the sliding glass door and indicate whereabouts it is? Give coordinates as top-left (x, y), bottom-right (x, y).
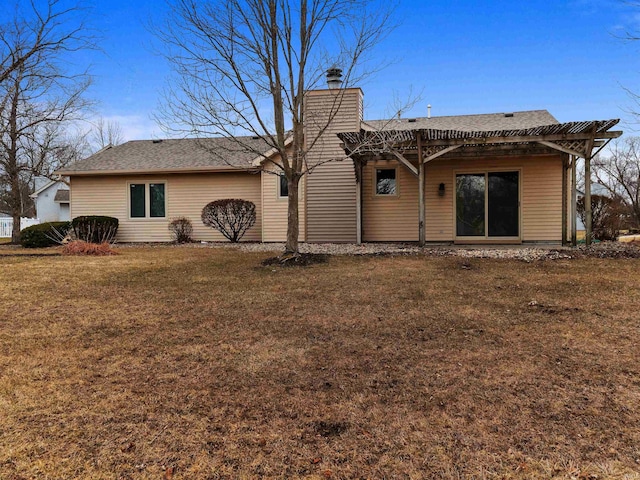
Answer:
top-left (456, 171), bottom-right (519, 239)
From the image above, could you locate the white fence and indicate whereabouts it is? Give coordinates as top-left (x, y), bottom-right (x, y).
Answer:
top-left (0, 217), bottom-right (40, 238)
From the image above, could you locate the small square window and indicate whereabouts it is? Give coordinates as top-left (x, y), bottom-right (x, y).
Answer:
top-left (375, 169), bottom-right (396, 195)
top-left (279, 174), bottom-right (288, 198)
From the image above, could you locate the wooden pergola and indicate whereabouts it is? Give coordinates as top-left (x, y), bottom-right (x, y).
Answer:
top-left (338, 120), bottom-right (623, 246)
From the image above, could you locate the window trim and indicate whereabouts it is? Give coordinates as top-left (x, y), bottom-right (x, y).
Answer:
top-left (374, 167), bottom-right (399, 197)
top-left (127, 180), bottom-right (167, 220)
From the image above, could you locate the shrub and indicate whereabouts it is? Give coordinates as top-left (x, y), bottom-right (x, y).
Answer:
top-left (71, 216), bottom-right (119, 244)
top-left (20, 221), bottom-right (71, 248)
top-left (168, 217), bottom-right (194, 243)
top-left (201, 199), bottom-right (256, 242)
top-left (577, 194), bottom-right (625, 241)
top-left (62, 240), bottom-right (118, 256)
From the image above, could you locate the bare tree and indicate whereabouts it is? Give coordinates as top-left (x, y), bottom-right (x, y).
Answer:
top-left (155, 0), bottom-right (394, 253)
top-left (90, 117), bottom-right (124, 150)
top-left (0, 0), bottom-right (93, 242)
top-left (592, 137), bottom-right (640, 229)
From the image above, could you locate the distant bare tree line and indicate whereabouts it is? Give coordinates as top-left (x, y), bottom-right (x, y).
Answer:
top-left (0, 1), bottom-right (126, 241)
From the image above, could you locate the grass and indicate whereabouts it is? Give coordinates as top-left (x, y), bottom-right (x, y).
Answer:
top-left (1, 246), bottom-right (639, 479)
top-left (0, 237), bottom-right (10, 244)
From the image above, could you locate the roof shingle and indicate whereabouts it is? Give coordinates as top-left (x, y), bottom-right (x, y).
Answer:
top-left (54, 190), bottom-right (70, 202)
top-left (364, 110), bottom-right (559, 132)
top-left (58, 110), bottom-right (571, 175)
top-left (58, 136), bottom-right (271, 174)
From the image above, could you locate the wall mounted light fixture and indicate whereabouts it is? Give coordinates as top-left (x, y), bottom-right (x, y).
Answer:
top-left (438, 183), bottom-right (445, 197)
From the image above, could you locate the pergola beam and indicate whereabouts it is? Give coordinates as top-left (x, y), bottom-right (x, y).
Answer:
top-left (397, 145), bottom-right (563, 159)
top-left (537, 140), bottom-right (585, 158)
top-left (422, 144), bottom-right (462, 163)
top-left (346, 133), bottom-right (622, 158)
top-left (412, 130), bottom-right (622, 147)
top-left (390, 150), bottom-right (418, 177)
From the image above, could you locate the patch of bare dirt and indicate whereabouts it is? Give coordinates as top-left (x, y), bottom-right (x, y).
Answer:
top-left (261, 252), bottom-right (329, 267)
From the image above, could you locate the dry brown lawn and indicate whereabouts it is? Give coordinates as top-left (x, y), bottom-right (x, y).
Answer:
top-left (0, 246), bottom-right (639, 479)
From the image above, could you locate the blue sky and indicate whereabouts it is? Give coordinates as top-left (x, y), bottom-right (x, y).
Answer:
top-left (70, 0), bottom-right (640, 140)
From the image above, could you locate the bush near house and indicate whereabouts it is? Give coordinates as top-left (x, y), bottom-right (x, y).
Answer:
top-left (168, 217), bottom-right (194, 243)
top-left (577, 195), bottom-right (626, 241)
top-left (71, 216), bottom-right (119, 244)
top-left (19, 221), bottom-right (71, 248)
top-left (201, 199), bottom-right (256, 242)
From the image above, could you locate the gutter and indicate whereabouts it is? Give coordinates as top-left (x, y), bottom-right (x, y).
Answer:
top-left (55, 165), bottom-right (261, 176)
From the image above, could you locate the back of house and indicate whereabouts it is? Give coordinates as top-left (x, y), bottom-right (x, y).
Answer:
top-left (57, 81), bottom-right (621, 245)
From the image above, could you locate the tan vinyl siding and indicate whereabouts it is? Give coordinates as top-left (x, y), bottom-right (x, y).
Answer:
top-left (361, 154), bottom-right (564, 242)
top-left (70, 172), bottom-right (262, 242)
top-left (304, 89), bottom-right (362, 242)
top-left (362, 160), bottom-right (418, 241)
top-left (261, 163), bottom-right (306, 242)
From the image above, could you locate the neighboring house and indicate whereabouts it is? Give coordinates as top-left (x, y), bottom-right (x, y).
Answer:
top-left (57, 81), bottom-right (622, 245)
top-left (30, 177), bottom-right (70, 222)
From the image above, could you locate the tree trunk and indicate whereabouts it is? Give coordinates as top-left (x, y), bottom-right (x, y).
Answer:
top-left (285, 175), bottom-right (301, 253)
top-left (10, 176), bottom-right (21, 243)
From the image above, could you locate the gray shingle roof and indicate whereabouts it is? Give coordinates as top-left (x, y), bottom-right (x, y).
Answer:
top-left (58, 110), bottom-right (561, 175)
top-left (364, 110), bottom-right (559, 132)
top-left (54, 189), bottom-right (70, 202)
top-left (58, 136), bottom-right (271, 175)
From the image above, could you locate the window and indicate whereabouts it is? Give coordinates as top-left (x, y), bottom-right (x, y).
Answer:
top-left (149, 183), bottom-right (165, 217)
top-left (279, 174), bottom-right (288, 198)
top-left (455, 171), bottom-right (519, 237)
top-left (130, 184), bottom-right (146, 218)
top-left (129, 182), bottom-right (166, 218)
top-left (375, 168), bottom-right (397, 195)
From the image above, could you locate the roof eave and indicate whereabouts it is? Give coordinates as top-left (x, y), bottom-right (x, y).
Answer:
top-left (30, 179), bottom-right (58, 197)
top-left (251, 135), bottom-right (294, 166)
top-left (55, 165), bottom-right (260, 176)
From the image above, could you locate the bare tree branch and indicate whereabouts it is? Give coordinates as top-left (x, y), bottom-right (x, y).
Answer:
top-left (592, 137), bottom-right (640, 228)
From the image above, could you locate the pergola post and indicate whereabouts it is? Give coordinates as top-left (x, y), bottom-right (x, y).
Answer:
top-left (355, 160), bottom-right (363, 245)
top-left (417, 133), bottom-right (425, 246)
top-left (562, 155), bottom-right (568, 245)
top-left (583, 126), bottom-right (597, 247)
top-left (571, 155), bottom-right (577, 247)
top-left (585, 153), bottom-right (592, 246)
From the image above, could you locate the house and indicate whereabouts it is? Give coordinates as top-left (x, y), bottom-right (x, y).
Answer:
top-left (30, 177), bottom-right (70, 222)
top-left (57, 81), bottom-right (622, 245)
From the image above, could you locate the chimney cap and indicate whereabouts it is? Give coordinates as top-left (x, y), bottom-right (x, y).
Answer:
top-left (326, 67), bottom-right (343, 89)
